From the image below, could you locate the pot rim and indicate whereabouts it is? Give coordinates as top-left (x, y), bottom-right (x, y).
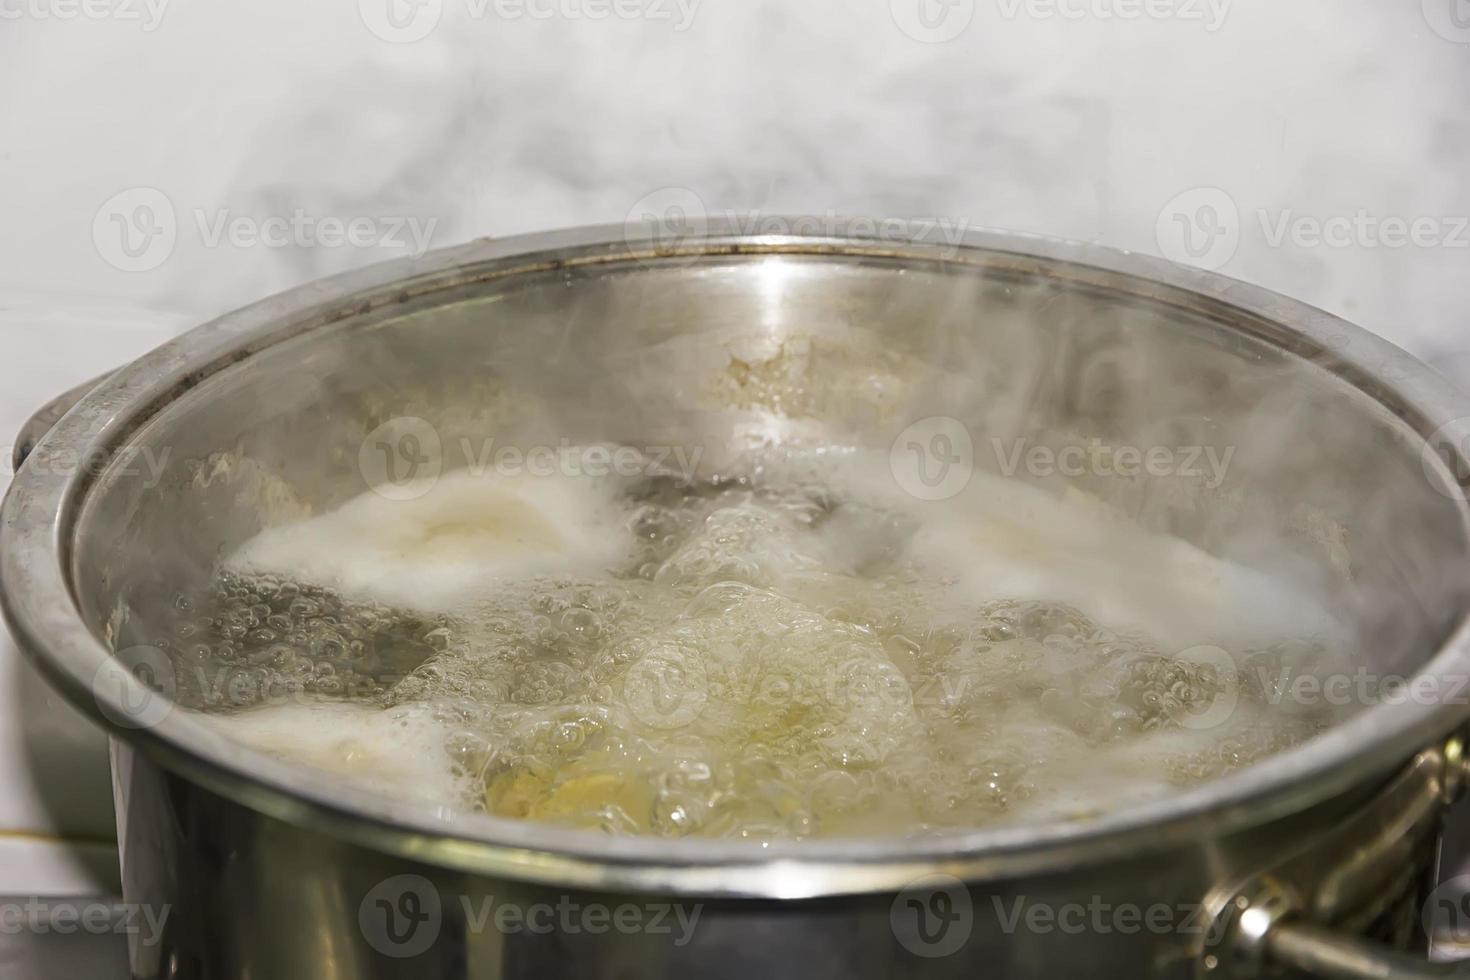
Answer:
top-left (6, 217), bottom-right (1470, 898)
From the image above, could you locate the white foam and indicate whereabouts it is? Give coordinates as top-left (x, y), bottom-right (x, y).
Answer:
top-left (819, 452), bottom-right (1344, 652)
top-left (202, 699), bottom-right (464, 808)
top-left (229, 467), bottom-right (636, 614)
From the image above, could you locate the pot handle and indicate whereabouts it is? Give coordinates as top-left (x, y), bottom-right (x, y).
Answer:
top-left (12, 373), bottom-right (110, 472)
top-left (1261, 920), bottom-right (1468, 979)
top-left (1202, 741), bottom-right (1470, 979)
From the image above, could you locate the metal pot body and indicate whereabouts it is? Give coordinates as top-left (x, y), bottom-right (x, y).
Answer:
top-left (111, 742), bottom-right (1423, 980)
top-left (7, 222), bottom-right (1470, 979)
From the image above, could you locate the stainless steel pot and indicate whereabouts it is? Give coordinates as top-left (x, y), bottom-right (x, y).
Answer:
top-left (6, 219), bottom-right (1470, 980)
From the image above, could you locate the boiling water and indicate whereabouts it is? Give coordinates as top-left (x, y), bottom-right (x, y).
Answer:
top-left (167, 449), bottom-right (1351, 840)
